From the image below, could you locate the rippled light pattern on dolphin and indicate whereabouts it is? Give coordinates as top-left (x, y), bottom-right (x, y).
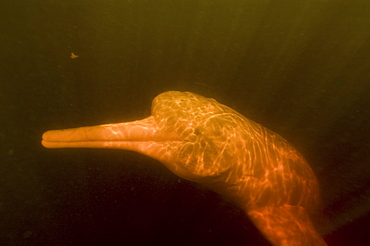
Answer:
top-left (42, 91), bottom-right (327, 246)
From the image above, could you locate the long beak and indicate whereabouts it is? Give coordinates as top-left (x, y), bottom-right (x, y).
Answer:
top-left (41, 116), bottom-right (181, 158)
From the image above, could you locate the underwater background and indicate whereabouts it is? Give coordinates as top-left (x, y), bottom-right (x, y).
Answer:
top-left (1, 0), bottom-right (369, 245)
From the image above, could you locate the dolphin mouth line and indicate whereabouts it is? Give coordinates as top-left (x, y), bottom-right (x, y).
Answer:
top-left (42, 139), bottom-right (184, 142)
top-left (41, 136), bottom-right (187, 149)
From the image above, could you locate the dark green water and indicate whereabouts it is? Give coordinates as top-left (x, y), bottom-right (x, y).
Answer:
top-left (1, 1), bottom-right (369, 245)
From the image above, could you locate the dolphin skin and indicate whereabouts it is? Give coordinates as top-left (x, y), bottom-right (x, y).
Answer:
top-left (42, 91), bottom-right (327, 246)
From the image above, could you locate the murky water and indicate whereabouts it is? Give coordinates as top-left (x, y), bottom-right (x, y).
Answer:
top-left (1, 1), bottom-right (369, 245)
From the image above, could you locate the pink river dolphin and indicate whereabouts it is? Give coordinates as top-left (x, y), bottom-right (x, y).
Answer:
top-left (42, 91), bottom-right (327, 246)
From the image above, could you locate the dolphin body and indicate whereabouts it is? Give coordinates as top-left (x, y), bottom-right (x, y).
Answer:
top-left (42, 91), bottom-right (327, 246)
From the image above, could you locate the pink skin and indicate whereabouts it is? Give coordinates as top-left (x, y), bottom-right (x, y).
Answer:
top-left (42, 91), bottom-right (327, 246)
